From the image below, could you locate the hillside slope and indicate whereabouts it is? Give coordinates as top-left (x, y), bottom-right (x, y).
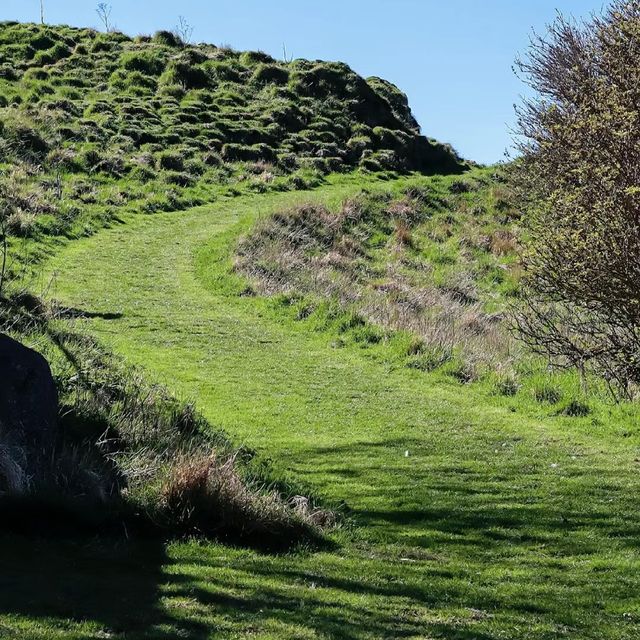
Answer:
top-left (0, 21), bottom-right (463, 249)
top-left (24, 174), bottom-right (640, 640)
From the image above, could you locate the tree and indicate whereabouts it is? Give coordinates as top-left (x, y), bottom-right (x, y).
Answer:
top-left (175, 16), bottom-right (193, 44)
top-left (96, 3), bottom-right (112, 32)
top-left (513, 1), bottom-right (640, 396)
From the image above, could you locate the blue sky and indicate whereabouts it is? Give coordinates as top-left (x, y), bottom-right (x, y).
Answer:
top-left (2, 1), bottom-right (604, 164)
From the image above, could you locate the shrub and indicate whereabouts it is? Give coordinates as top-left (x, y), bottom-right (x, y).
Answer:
top-left (513, 2), bottom-right (640, 396)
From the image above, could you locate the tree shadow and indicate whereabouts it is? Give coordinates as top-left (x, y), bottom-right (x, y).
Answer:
top-left (1, 435), bottom-right (638, 638)
top-left (54, 305), bottom-right (124, 320)
top-left (0, 533), bottom-right (201, 639)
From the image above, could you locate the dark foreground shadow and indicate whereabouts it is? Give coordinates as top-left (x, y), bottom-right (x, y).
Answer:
top-left (0, 534), bottom-right (187, 639)
top-left (2, 435), bottom-right (639, 638)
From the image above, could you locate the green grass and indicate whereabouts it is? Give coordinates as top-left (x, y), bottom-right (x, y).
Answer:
top-left (2, 175), bottom-right (636, 639)
top-left (0, 20), bottom-right (464, 263)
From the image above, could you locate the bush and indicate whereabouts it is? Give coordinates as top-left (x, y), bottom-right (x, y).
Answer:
top-left (513, 2), bottom-right (640, 396)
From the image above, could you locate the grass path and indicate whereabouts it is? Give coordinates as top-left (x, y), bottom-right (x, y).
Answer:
top-left (5, 178), bottom-right (640, 639)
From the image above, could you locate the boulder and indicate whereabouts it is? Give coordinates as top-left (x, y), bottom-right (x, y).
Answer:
top-left (0, 333), bottom-right (58, 460)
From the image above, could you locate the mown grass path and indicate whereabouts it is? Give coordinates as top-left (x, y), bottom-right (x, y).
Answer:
top-left (7, 178), bottom-right (640, 639)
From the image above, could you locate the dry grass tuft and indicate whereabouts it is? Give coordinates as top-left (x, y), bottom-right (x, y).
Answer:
top-left (236, 187), bottom-right (519, 377)
top-left (159, 452), bottom-right (329, 542)
top-left (0, 305), bottom-right (333, 544)
top-left (0, 445), bottom-right (28, 494)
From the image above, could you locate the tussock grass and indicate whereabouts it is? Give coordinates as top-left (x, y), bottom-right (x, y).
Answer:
top-left (0, 20), bottom-right (465, 287)
top-left (236, 168), bottom-right (520, 379)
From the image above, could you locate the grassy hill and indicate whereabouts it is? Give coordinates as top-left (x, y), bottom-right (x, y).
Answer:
top-left (2, 19), bottom-right (640, 640)
top-left (0, 21), bottom-right (463, 255)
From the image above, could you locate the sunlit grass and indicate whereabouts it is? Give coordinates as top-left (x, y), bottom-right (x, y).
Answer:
top-left (2, 176), bottom-right (637, 639)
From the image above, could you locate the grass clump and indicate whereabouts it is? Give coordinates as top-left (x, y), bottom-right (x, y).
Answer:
top-left (236, 168), bottom-right (520, 378)
top-left (561, 398), bottom-right (591, 417)
top-left (533, 383), bottom-right (563, 404)
top-left (120, 50), bottom-right (166, 75)
top-left (158, 452), bottom-right (332, 541)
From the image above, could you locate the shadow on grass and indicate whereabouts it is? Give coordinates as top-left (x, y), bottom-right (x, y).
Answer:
top-left (1, 435), bottom-right (639, 638)
top-left (0, 534), bottom-right (187, 639)
top-left (55, 305), bottom-right (124, 320)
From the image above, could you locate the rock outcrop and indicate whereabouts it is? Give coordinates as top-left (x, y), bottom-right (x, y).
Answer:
top-left (0, 333), bottom-right (58, 491)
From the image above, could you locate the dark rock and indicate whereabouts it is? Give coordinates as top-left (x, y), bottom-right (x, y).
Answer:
top-left (0, 333), bottom-right (58, 458)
